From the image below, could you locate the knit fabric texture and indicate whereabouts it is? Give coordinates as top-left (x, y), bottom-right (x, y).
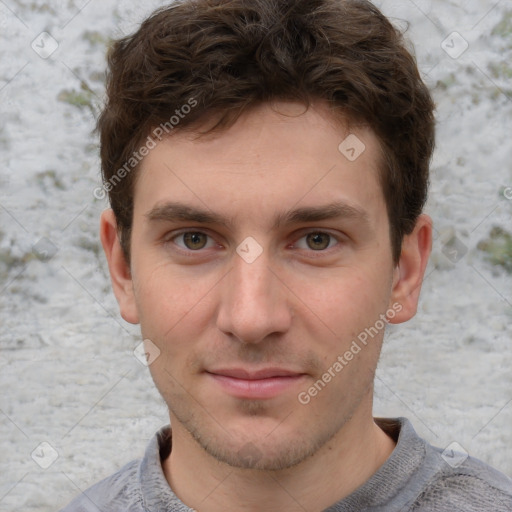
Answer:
top-left (60, 417), bottom-right (512, 511)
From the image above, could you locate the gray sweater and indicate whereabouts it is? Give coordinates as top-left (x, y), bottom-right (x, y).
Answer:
top-left (60, 417), bottom-right (512, 511)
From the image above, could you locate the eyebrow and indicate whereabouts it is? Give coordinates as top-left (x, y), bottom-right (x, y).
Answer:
top-left (145, 200), bottom-right (369, 230)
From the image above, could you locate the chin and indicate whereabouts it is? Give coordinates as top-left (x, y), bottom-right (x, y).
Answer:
top-left (182, 413), bottom-right (339, 471)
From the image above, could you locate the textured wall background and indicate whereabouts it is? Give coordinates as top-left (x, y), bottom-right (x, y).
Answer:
top-left (1, 0), bottom-right (511, 510)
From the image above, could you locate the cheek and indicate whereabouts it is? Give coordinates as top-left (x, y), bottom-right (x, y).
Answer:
top-left (133, 263), bottom-right (219, 343)
top-left (292, 267), bottom-right (390, 333)
top-left (133, 270), bottom-right (212, 389)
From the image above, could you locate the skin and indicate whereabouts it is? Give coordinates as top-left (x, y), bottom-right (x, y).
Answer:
top-left (101, 101), bottom-right (432, 512)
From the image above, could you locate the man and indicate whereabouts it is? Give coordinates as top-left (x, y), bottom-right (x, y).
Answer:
top-left (62, 0), bottom-right (512, 510)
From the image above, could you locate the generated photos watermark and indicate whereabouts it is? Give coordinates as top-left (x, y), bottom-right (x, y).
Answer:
top-left (94, 97), bottom-right (198, 200)
top-left (298, 302), bottom-right (402, 405)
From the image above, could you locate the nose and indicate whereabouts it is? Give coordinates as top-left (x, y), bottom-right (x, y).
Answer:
top-left (215, 247), bottom-right (292, 344)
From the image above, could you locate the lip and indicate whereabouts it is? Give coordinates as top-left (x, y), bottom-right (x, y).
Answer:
top-left (205, 368), bottom-right (307, 399)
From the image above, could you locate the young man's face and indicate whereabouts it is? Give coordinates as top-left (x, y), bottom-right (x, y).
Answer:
top-left (102, 101), bottom-right (430, 470)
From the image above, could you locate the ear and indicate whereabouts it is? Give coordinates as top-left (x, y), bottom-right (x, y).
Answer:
top-left (388, 214), bottom-right (432, 324)
top-left (100, 209), bottom-right (140, 324)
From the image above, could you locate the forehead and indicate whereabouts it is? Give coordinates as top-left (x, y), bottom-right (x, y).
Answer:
top-left (134, 101), bottom-right (387, 230)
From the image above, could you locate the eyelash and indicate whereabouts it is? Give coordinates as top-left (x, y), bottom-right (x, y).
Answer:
top-left (165, 229), bottom-right (344, 257)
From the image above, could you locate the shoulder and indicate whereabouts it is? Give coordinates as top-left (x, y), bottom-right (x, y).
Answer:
top-left (59, 459), bottom-right (143, 512)
top-left (59, 426), bottom-right (173, 512)
top-left (373, 418), bottom-right (512, 512)
top-left (411, 441), bottom-right (512, 511)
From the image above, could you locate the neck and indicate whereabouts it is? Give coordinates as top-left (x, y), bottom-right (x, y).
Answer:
top-left (162, 406), bottom-right (396, 512)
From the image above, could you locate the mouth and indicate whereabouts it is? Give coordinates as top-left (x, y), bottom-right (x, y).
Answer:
top-left (205, 367), bottom-right (307, 399)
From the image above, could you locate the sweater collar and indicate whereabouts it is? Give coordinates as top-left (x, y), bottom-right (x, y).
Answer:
top-left (138, 417), bottom-right (424, 511)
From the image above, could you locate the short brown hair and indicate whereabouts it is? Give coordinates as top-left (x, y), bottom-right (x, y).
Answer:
top-left (97, 0), bottom-right (435, 264)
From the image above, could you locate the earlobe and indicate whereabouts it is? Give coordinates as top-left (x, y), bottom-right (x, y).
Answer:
top-left (388, 214), bottom-right (432, 324)
top-left (99, 209), bottom-right (140, 325)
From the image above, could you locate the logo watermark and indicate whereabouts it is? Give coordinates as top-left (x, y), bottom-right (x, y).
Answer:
top-left (93, 97), bottom-right (198, 200)
top-left (297, 302), bottom-right (402, 405)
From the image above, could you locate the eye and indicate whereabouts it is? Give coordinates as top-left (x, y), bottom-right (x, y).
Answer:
top-left (172, 231), bottom-right (216, 251)
top-left (294, 231), bottom-right (340, 251)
